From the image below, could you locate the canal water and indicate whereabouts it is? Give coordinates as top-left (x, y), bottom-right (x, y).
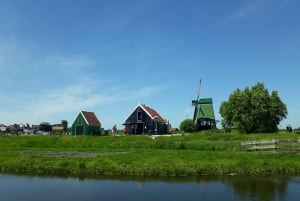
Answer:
top-left (0, 174), bottom-right (299, 201)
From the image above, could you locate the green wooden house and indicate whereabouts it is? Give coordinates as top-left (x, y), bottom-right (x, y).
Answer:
top-left (71, 111), bottom-right (101, 135)
top-left (192, 98), bottom-right (216, 131)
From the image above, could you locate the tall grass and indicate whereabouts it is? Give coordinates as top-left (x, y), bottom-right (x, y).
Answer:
top-left (0, 132), bottom-right (300, 176)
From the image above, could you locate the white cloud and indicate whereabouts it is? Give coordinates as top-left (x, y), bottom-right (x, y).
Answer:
top-left (134, 85), bottom-right (168, 98)
top-left (0, 34), bottom-right (95, 81)
top-left (0, 79), bottom-right (168, 125)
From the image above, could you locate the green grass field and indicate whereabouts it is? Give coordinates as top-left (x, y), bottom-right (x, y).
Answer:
top-left (0, 132), bottom-right (299, 177)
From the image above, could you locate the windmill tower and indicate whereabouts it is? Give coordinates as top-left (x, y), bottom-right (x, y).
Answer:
top-left (191, 80), bottom-right (216, 131)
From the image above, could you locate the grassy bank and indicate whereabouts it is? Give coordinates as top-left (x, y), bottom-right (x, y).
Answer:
top-left (0, 132), bottom-right (300, 177)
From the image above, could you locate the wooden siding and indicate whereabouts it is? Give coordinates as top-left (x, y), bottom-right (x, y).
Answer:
top-left (124, 105), bottom-right (169, 135)
top-left (72, 111), bottom-right (101, 135)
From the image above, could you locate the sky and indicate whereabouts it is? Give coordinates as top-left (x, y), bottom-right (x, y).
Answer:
top-left (1, 0), bottom-right (300, 130)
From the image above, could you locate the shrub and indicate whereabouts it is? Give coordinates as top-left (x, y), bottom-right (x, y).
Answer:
top-left (179, 119), bottom-right (197, 132)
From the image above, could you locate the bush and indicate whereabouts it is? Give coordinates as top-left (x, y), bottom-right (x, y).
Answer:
top-left (179, 119), bottom-right (197, 133)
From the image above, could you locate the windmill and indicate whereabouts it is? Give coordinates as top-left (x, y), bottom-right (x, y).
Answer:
top-left (191, 80), bottom-right (216, 131)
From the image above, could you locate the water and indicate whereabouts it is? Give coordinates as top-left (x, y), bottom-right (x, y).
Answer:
top-left (0, 174), bottom-right (300, 201)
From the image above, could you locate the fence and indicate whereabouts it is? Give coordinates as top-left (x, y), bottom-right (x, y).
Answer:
top-left (241, 139), bottom-right (300, 151)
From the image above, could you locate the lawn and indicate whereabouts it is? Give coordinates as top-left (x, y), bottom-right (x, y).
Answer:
top-left (0, 132), bottom-right (299, 177)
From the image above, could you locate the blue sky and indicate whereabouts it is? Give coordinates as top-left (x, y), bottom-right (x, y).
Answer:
top-left (0, 0), bottom-right (299, 130)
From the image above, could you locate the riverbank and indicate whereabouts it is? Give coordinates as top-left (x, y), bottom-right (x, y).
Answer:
top-left (0, 132), bottom-right (300, 177)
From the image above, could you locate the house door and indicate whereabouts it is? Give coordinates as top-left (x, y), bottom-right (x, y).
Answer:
top-left (136, 123), bottom-right (144, 134)
top-left (76, 125), bottom-right (84, 135)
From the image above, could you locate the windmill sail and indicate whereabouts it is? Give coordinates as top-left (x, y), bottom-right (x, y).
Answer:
top-left (192, 80), bottom-right (201, 123)
top-left (197, 79), bottom-right (201, 101)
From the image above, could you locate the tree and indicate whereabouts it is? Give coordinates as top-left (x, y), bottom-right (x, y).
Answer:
top-left (220, 82), bottom-right (287, 133)
top-left (9, 124), bottom-right (22, 134)
top-left (180, 119), bottom-right (197, 132)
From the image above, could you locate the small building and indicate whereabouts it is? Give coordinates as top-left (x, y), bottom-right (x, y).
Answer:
top-left (39, 122), bottom-right (52, 132)
top-left (123, 104), bottom-right (170, 135)
top-left (0, 124), bottom-right (7, 133)
top-left (71, 111), bottom-right (101, 135)
top-left (31, 125), bottom-right (40, 133)
top-left (52, 120), bottom-right (68, 134)
top-left (51, 125), bottom-right (64, 134)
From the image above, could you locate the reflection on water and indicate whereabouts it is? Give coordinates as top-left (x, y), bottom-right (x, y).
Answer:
top-left (0, 174), bottom-right (299, 201)
top-left (226, 176), bottom-right (289, 201)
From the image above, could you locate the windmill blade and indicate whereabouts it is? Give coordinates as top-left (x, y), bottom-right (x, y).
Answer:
top-left (197, 79), bottom-right (202, 101)
top-left (191, 80), bottom-right (201, 122)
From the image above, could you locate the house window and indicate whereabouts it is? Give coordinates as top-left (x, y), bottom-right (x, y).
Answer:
top-left (137, 111), bottom-right (142, 121)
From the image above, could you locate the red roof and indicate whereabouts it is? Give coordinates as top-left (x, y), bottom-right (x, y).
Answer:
top-left (141, 104), bottom-right (166, 123)
top-left (81, 111), bottom-right (101, 125)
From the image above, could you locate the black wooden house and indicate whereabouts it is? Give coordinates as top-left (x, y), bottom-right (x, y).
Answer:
top-left (123, 104), bottom-right (170, 135)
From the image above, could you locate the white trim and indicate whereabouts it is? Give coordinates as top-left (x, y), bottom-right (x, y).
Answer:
top-left (71, 111), bottom-right (87, 126)
top-left (82, 111), bottom-right (101, 126)
top-left (71, 112), bottom-right (81, 127)
top-left (72, 111), bottom-right (100, 126)
top-left (80, 111), bottom-right (90, 125)
top-left (123, 104), bottom-right (141, 123)
top-left (140, 104), bottom-right (154, 119)
top-left (123, 104), bottom-right (153, 123)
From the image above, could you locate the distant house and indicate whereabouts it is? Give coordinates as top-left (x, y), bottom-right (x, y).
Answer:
top-left (51, 125), bottom-right (64, 134)
top-left (0, 124), bottom-right (7, 132)
top-left (52, 120), bottom-right (68, 134)
top-left (31, 125), bottom-right (40, 133)
top-left (123, 104), bottom-right (170, 135)
top-left (52, 125), bottom-right (64, 131)
top-left (39, 122), bottom-right (52, 132)
top-left (71, 111), bottom-right (101, 135)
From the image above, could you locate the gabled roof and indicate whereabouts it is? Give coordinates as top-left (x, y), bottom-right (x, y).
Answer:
top-left (124, 104), bottom-right (168, 123)
top-left (141, 104), bottom-right (165, 122)
top-left (81, 111), bottom-right (101, 125)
